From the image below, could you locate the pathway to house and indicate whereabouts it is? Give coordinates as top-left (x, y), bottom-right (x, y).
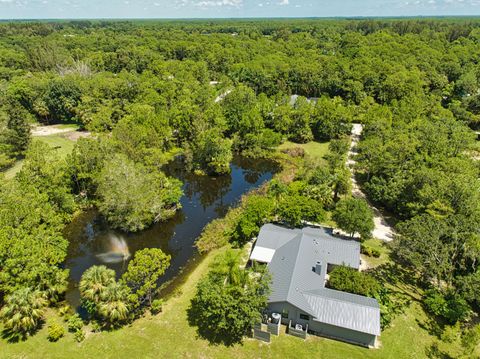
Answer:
top-left (348, 124), bottom-right (395, 242)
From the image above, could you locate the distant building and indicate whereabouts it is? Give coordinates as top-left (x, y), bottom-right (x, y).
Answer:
top-left (289, 94), bottom-right (320, 107)
top-left (250, 224), bottom-right (381, 348)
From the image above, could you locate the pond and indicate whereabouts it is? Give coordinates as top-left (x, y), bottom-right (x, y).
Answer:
top-left (64, 156), bottom-right (278, 309)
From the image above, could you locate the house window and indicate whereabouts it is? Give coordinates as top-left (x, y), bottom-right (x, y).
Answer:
top-left (299, 314), bottom-right (310, 321)
top-left (281, 309), bottom-right (289, 319)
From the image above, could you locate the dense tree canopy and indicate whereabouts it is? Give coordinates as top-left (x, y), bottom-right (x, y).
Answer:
top-left (96, 154), bottom-right (183, 232)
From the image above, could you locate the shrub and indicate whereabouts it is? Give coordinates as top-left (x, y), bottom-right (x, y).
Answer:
top-left (58, 304), bottom-right (72, 317)
top-left (424, 289), bottom-right (471, 324)
top-left (361, 244), bottom-right (381, 258)
top-left (47, 322), bottom-right (65, 342)
top-left (327, 266), bottom-right (381, 298)
top-left (372, 249), bottom-right (381, 258)
top-left (150, 299), bottom-right (164, 314)
top-left (74, 329), bottom-right (86, 342)
top-left (91, 321), bottom-right (102, 333)
top-left (281, 147), bottom-right (305, 158)
top-left (67, 313), bottom-right (84, 333)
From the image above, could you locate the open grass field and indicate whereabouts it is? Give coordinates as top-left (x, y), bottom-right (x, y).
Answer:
top-left (278, 140), bottom-right (330, 163)
top-left (2, 125), bottom-right (81, 179)
top-left (39, 134), bottom-right (77, 158)
top-left (0, 244), bottom-right (470, 359)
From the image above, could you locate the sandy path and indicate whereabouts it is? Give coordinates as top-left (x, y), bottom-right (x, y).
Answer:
top-left (31, 125), bottom-right (75, 137)
top-left (214, 89), bottom-right (232, 103)
top-left (348, 124), bottom-right (395, 242)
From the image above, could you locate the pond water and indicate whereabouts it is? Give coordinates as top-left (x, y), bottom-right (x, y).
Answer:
top-left (64, 156), bottom-right (278, 308)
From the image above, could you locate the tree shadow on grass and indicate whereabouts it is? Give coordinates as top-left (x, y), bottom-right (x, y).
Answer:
top-left (416, 316), bottom-right (444, 339)
top-left (1, 320), bottom-right (44, 343)
top-left (370, 262), bottom-right (423, 300)
top-left (426, 342), bottom-right (455, 359)
top-left (186, 299), bottom-right (243, 347)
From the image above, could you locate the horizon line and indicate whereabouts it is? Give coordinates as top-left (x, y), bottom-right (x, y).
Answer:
top-left (1, 15), bottom-right (480, 22)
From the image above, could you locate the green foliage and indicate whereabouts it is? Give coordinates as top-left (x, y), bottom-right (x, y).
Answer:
top-left (424, 289), bottom-right (471, 325)
top-left (41, 77), bottom-right (81, 123)
top-left (312, 97), bottom-right (352, 141)
top-left (121, 248), bottom-right (171, 308)
top-left (47, 322), bottom-right (65, 342)
top-left (112, 104), bottom-right (173, 167)
top-left (231, 195), bottom-right (274, 246)
top-left (188, 250), bottom-right (270, 345)
top-left (96, 154), bottom-right (183, 232)
top-left (327, 266), bottom-right (381, 298)
top-left (0, 287), bottom-right (47, 340)
top-left (68, 137), bottom-right (112, 196)
top-left (461, 324), bottom-right (480, 357)
top-left (66, 314), bottom-right (83, 333)
top-left (0, 103), bottom-right (32, 166)
top-left (79, 265), bottom-right (131, 327)
top-left (150, 299), bottom-right (164, 315)
top-left (332, 197), bottom-right (374, 238)
top-left (277, 193), bottom-right (326, 227)
top-left (0, 179), bottom-right (68, 299)
top-left (73, 329), bottom-right (86, 343)
top-left (361, 243), bottom-right (381, 258)
top-left (1, 18), bottom-right (480, 345)
top-left (395, 214), bottom-right (480, 290)
top-left (186, 129), bottom-right (233, 175)
top-left (16, 140), bottom-right (75, 215)
top-left (58, 305), bottom-right (72, 317)
top-left (79, 265), bottom-right (116, 310)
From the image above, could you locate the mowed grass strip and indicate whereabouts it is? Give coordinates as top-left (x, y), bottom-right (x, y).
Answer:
top-left (278, 140), bottom-right (330, 163)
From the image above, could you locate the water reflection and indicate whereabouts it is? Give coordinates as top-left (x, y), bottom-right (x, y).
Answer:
top-left (96, 234), bottom-right (130, 264)
top-left (64, 156), bottom-right (278, 308)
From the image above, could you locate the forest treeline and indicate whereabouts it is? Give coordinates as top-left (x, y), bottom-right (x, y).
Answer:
top-left (0, 19), bottom-right (479, 343)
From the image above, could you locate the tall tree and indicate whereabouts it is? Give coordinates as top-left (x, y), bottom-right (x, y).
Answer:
top-left (121, 248), bottom-right (171, 307)
top-left (332, 197), bottom-right (374, 238)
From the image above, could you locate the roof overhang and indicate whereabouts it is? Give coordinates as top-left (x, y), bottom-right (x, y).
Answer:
top-left (250, 246), bottom-right (276, 263)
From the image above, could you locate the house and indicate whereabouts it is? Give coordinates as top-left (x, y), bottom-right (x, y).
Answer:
top-left (250, 224), bottom-right (381, 348)
top-left (289, 95), bottom-right (320, 106)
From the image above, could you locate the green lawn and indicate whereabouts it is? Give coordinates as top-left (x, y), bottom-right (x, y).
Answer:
top-left (278, 140), bottom-right (330, 162)
top-left (39, 134), bottom-right (76, 158)
top-left (2, 160), bottom-right (23, 180)
top-left (0, 245), bottom-right (469, 359)
top-left (1, 132), bottom-right (77, 179)
top-left (361, 238), bottom-right (392, 268)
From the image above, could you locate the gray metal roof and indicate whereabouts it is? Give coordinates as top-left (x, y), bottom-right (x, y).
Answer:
top-left (304, 288), bottom-right (381, 336)
top-left (255, 223), bottom-right (301, 250)
top-left (253, 224), bottom-right (381, 337)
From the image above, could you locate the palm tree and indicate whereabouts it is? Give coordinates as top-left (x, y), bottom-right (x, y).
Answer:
top-left (97, 282), bottom-right (130, 326)
top-left (0, 287), bottom-right (47, 340)
top-left (79, 265), bottom-right (116, 304)
top-left (38, 268), bottom-right (68, 304)
top-left (216, 250), bottom-right (247, 287)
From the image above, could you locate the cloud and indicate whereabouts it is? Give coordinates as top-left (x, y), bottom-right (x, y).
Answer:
top-left (193, 0), bottom-right (243, 7)
top-left (279, 0), bottom-right (288, 4)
